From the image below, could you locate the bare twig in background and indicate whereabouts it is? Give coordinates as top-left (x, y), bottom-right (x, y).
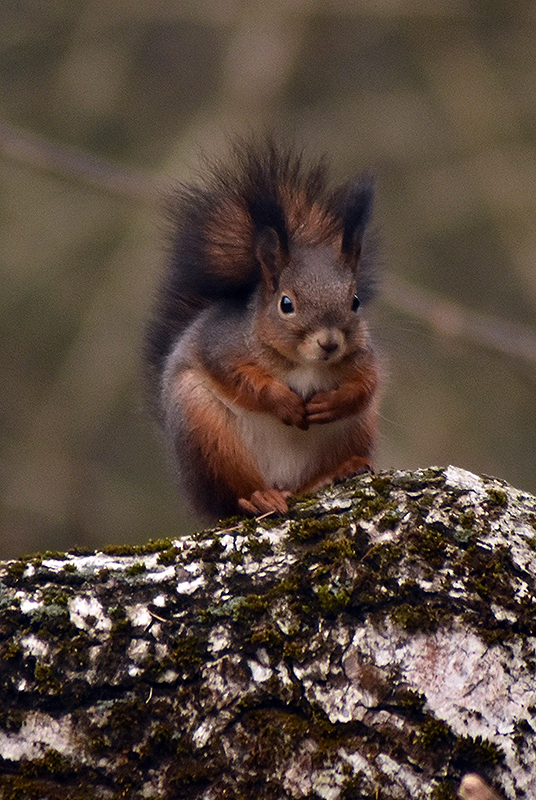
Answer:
top-left (0, 119), bottom-right (161, 203)
top-left (384, 272), bottom-right (536, 369)
top-left (1, 116), bottom-right (535, 371)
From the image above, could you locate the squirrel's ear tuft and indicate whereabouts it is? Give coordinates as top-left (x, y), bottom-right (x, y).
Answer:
top-left (248, 195), bottom-right (289, 254)
top-left (255, 226), bottom-right (284, 288)
top-left (338, 177), bottom-right (374, 262)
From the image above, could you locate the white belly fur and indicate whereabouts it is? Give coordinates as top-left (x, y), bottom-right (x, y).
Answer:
top-left (235, 409), bottom-right (355, 491)
top-left (211, 361), bottom-right (355, 492)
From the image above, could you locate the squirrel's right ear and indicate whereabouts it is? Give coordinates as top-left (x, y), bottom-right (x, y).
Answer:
top-left (337, 177), bottom-right (374, 263)
top-left (255, 227), bottom-right (284, 289)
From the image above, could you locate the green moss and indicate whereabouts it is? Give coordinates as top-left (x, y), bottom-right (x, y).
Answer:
top-left (431, 782), bottom-right (457, 800)
top-left (170, 633), bottom-right (205, 668)
top-left (110, 617), bottom-right (131, 637)
top-left (157, 547), bottom-right (180, 565)
top-left (229, 549), bottom-right (244, 565)
top-left (245, 536), bottom-right (273, 558)
top-left (101, 543), bottom-right (141, 556)
top-left (138, 722), bottom-right (176, 760)
top-left (101, 537), bottom-right (176, 557)
top-left (110, 604), bottom-right (127, 621)
top-left (251, 624), bottom-right (283, 648)
top-left (22, 748), bottom-right (74, 777)
top-left (416, 493), bottom-right (435, 510)
top-left (0, 467), bottom-right (527, 797)
top-left (459, 510), bottom-right (475, 528)
top-left (395, 688), bottom-right (426, 713)
top-left (315, 583), bottom-right (351, 613)
top-left (289, 514), bottom-right (345, 541)
top-left (33, 663), bottom-right (56, 689)
top-left (273, 575), bottom-right (301, 596)
top-left (486, 488), bottom-right (508, 507)
top-left (378, 511), bottom-right (402, 531)
top-left (370, 475), bottom-right (392, 495)
top-left (288, 493), bottom-right (318, 514)
top-left (315, 533), bottom-right (357, 560)
top-left (63, 634), bottom-right (91, 669)
top-left (33, 604), bottom-right (74, 640)
top-left (107, 697), bottom-right (146, 736)
top-left (407, 526), bottom-right (448, 569)
top-left (0, 708), bottom-right (25, 732)
top-left (354, 494), bottom-right (393, 519)
top-left (415, 718), bottom-right (452, 748)
top-left (228, 593), bottom-right (270, 625)
top-left (5, 559), bottom-right (30, 578)
top-left (236, 517), bottom-right (260, 536)
top-left (361, 540), bottom-right (403, 574)
top-left (42, 588), bottom-right (69, 606)
top-left (391, 602), bottom-right (448, 633)
top-left (217, 514), bottom-right (241, 528)
top-left (282, 639), bottom-right (309, 661)
top-left (0, 775), bottom-right (93, 800)
top-left (124, 561), bottom-right (147, 576)
top-left (185, 536), bottom-right (223, 564)
top-left (67, 546), bottom-right (94, 556)
top-left (3, 642), bottom-right (22, 660)
top-left (454, 734), bottom-right (504, 767)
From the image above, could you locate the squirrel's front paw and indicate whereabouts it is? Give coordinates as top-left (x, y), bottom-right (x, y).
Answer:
top-left (264, 386), bottom-right (308, 429)
top-left (238, 489), bottom-right (290, 515)
top-left (305, 390), bottom-right (347, 424)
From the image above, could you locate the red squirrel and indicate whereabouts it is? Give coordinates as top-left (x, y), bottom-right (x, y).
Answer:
top-left (145, 139), bottom-right (381, 520)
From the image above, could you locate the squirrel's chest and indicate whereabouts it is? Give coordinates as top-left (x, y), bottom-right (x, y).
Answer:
top-left (284, 363), bottom-right (338, 399)
top-left (235, 364), bottom-right (348, 491)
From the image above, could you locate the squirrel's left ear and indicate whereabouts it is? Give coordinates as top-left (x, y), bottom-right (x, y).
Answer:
top-left (255, 226), bottom-right (285, 289)
top-left (337, 177), bottom-right (374, 263)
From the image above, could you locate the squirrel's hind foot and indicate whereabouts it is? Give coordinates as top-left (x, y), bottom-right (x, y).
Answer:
top-left (238, 489), bottom-right (291, 516)
top-left (302, 457), bottom-right (373, 495)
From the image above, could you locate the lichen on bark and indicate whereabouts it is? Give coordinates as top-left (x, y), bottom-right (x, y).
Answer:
top-left (0, 465), bottom-right (534, 799)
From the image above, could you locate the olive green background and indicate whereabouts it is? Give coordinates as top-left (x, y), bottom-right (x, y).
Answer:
top-left (1, 1), bottom-right (535, 559)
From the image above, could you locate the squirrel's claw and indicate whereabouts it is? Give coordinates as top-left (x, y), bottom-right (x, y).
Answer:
top-left (238, 489), bottom-right (289, 516)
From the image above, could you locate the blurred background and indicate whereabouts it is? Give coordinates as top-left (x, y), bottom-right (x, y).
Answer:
top-left (1, 0), bottom-right (535, 559)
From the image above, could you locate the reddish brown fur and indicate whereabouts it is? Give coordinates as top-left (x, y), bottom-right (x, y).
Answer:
top-left (204, 198), bottom-right (254, 284)
top-left (172, 358), bottom-right (378, 515)
top-left (173, 369), bottom-right (268, 503)
top-left (279, 185), bottom-right (340, 247)
top-left (148, 139), bottom-right (380, 520)
top-left (204, 187), bottom-right (340, 285)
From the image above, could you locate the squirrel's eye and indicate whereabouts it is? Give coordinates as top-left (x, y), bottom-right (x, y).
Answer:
top-left (352, 295), bottom-right (360, 312)
top-left (280, 295), bottom-right (295, 314)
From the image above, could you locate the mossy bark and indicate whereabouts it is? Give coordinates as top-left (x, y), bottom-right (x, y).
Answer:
top-left (0, 466), bottom-right (534, 799)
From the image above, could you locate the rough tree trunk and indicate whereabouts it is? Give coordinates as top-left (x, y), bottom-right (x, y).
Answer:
top-left (0, 466), bottom-right (534, 800)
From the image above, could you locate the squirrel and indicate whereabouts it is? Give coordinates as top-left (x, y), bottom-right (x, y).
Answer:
top-left (145, 138), bottom-right (381, 521)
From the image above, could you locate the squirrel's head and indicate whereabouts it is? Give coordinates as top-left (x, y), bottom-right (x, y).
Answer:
top-left (252, 178), bottom-right (374, 367)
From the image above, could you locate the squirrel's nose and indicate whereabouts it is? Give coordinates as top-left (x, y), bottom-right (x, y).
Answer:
top-left (317, 337), bottom-right (339, 354)
top-left (314, 327), bottom-right (345, 360)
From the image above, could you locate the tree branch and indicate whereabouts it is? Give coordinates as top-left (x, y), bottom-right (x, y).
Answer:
top-left (0, 119), bottom-right (160, 203)
top-left (0, 466), bottom-right (532, 799)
